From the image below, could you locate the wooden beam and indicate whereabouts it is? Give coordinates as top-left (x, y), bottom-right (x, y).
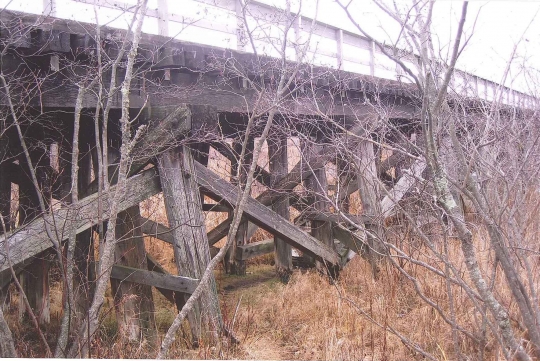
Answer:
top-left (380, 158), bottom-right (426, 218)
top-left (141, 217), bottom-right (220, 254)
top-left (110, 264), bottom-right (198, 295)
top-left (82, 105), bottom-right (192, 198)
top-left (296, 210), bottom-right (368, 226)
top-left (202, 203), bottom-right (230, 212)
top-left (332, 225), bottom-right (366, 255)
top-left (235, 239), bottom-right (274, 261)
top-left (140, 218), bottom-right (173, 244)
top-left (0, 167), bottom-right (161, 278)
top-left (212, 138), bottom-right (337, 243)
top-left (146, 254), bottom-right (179, 304)
top-left (226, 138), bottom-right (253, 275)
top-left (157, 146), bottom-right (222, 342)
top-left (189, 160), bottom-right (341, 266)
top-left (207, 216), bottom-right (232, 245)
top-left (268, 135), bottom-right (292, 279)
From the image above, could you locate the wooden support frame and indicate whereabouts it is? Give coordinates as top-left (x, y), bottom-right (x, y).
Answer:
top-left (303, 137), bottom-right (334, 271)
top-left (111, 205), bottom-right (156, 341)
top-left (0, 167), bottom-right (161, 280)
top-left (110, 265), bottom-right (197, 295)
top-left (235, 239), bottom-right (274, 261)
top-left (157, 145), bottom-right (222, 344)
top-left (188, 159), bottom-right (341, 266)
top-left (226, 137), bottom-right (254, 275)
top-left (268, 135), bottom-right (292, 280)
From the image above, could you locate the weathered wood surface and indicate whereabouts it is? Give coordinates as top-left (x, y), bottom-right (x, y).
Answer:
top-left (202, 203), bottom-right (230, 212)
top-left (0, 10), bottom-right (417, 117)
top-left (110, 264), bottom-right (198, 295)
top-left (208, 137), bottom-right (337, 244)
top-left (226, 138), bottom-right (254, 275)
top-left (141, 217), bottom-right (220, 259)
top-left (189, 160), bottom-right (341, 266)
top-left (235, 239), bottom-right (275, 261)
top-left (158, 147), bottom-right (222, 343)
top-left (355, 139), bottom-right (386, 276)
top-left (140, 218), bottom-right (174, 244)
top-left (380, 158), bottom-right (427, 218)
top-left (0, 168), bottom-right (161, 279)
top-left (268, 136), bottom-right (292, 279)
top-left (303, 139), bottom-right (334, 271)
top-left (82, 105), bottom-right (192, 197)
top-left (111, 205), bottom-right (155, 341)
top-left (294, 208), bottom-right (369, 226)
top-left (207, 215), bottom-right (233, 245)
top-left (73, 150), bottom-right (96, 329)
top-left (332, 225), bottom-right (366, 255)
top-left (17, 153), bottom-right (50, 325)
top-left (145, 254), bottom-right (181, 305)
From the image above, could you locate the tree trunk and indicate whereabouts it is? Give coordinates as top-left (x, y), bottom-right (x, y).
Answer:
top-left (73, 149), bottom-right (96, 331)
top-left (158, 146), bottom-right (223, 345)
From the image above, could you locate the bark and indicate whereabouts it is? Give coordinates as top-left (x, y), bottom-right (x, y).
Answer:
top-left (68, 2), bottom-right (148, 356)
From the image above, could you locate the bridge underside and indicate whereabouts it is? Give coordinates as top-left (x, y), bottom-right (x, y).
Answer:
top-left (0, 9), bottom-right (431, 339)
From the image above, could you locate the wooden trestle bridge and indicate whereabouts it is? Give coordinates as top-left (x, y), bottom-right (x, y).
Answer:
top-left (0, 4), bottom-right (529, 344)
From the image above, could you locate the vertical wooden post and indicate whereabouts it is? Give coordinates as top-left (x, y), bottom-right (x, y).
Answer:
top-left (336, 29), bottom-right (343, 69)
top-left (226, 137), bottom-right (253, 276)
top-left (355, 139), bottom-right (386, 278)
top-left (42, 0), bottom-right (56, 16)
top-left (235, 0), bottom-right (247, 51)
top-left (18, 152), bottom-right (50, 325)
top-left (369, 40), bottom-right (376, 77)
top-left (158, 146), bottom-right (222, 345)
top-left (303, 137), bottom-right (334, 272)
top-left (336, 157), bottom-right (352, 213)
top-left (157, 0), bottom-right (169, 37)
top-left (111, 205), bottom-right (156, 342)
top-left (268, 136), bottom-right (292, 281)
top-left (0, 163), bottom-right (10, 232)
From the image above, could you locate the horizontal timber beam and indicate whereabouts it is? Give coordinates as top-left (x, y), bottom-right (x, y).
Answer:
top-left (235, 239), bottom-right (274, 261)
top-left (141, 217), bottom-right (220, 256)
top-left (111, 264), bottom-right (198, 295)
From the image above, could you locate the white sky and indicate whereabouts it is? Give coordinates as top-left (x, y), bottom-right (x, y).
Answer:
top-left (1, 0), bottom-right (539, 93)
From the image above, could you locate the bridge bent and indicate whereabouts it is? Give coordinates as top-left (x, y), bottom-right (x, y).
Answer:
top-left (0, 0), bottom-right (535, 349)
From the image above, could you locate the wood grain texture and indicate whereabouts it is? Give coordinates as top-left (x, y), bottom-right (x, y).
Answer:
top-left (235, 239), bottom-right (274, 261)
top-left (110, 264), bottom-right (198, 294)
top-left (0, 168), bottom-right (161, 279)
top-left (157, 147), bottom-right (222, 343)
top-left (189, 160), bottom-right (341, 266)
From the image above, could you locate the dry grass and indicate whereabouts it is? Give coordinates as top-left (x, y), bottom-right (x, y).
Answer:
top-left (5, 142), bottom-right (539, 360)
top-left (4, 221), bottom-right (534, 359)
